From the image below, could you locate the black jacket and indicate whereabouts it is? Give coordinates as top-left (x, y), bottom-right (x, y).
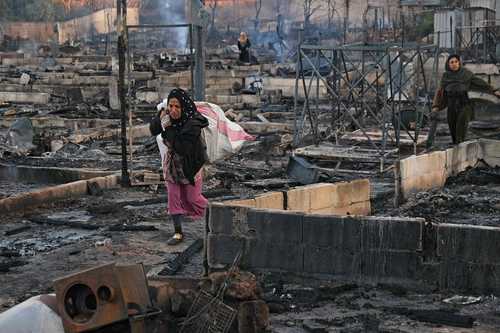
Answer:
top-left (151, 113), bottom-right (208, 184)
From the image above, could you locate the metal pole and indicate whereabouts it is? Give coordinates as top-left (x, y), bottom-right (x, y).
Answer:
top-left (293, 29), bottom-right (303, 146)
top-left (189, 24), bottom-right (195, 94)
top-left (483, 28), bottom-right (487, 63)
top-left (117, 0), bottom-right (130, 187)
top-left (193, 25), bottom-right (205, 101)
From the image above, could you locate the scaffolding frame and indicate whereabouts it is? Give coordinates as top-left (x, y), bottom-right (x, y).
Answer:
top-left (294, 42), bottom-right (439, 171)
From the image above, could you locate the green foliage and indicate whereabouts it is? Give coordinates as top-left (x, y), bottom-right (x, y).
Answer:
top-left (0, 0), bottom-right (65, 22)
top-left (415, 12), bottom-right (434, 38)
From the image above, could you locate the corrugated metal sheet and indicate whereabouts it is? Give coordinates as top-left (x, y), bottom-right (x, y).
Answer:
top-left (434, 9), bottom-right (463, 48)
top-left (400, 0), bottom-right (445, 6)
top-left (468, 0), bottom-right (495, 10)
top-left (461, 8), bottom-right (495, 45)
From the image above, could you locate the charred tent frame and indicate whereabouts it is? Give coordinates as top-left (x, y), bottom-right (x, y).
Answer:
top-left (293, 41), bottom-right (439, 172)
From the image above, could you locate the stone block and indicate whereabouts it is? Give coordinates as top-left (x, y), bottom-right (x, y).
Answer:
top-left (254, 192), bottom-right (284, 210)
top-left (362, 216), bottom-right (424, 251)
top-left (286, 186), bottom-right (311, 212)
top-left (303, 245), bottom-right (360, 276)
top-left (246, 239), bottom-right (303, 272)
top-left (209, 203), bottom-right (251, 236)
top-left (247, 209), bottom-right (303, 243)
top-left (207, 234), bottom-right (246, 267)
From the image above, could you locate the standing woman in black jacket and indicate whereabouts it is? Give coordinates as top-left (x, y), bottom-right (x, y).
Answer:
top-left (155, 88), bottom-right (209, 245)
top-left (238, 31), bottom-right (251, 63)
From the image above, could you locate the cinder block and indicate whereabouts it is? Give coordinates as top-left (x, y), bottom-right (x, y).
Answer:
top-left (308, 183), bottom-right (336, 210)
top-left (246, 239), bottom-right (303, 272)
top-left (303, 245), bottom-right (360, 276)
top-left (330, 201), bottom-right (371, 216)
top-left (401, 170), bottom-right (447, 199)
top-left (303, 215), bottom-right (362, 251)
top-left (400, 155), bottom-right (418, 180)
top-left (361, 250), bottom-right (421, 279)
top-left (438, 259), bottom-right (470, 291)
top-left (330, 182), bottom-right (353, 208)
top-left (480, 139), bottom-right (500, 167)
top-left (362, 216), bottom-right (424, 251)
top-left (207, 234), bottom-right (246, 267)
top-left (400, 151), bottom-right (446, 180)
top-left (209, 203), bottom-right (252, 236)
top-left (255, 192), bottom-right (284, 210)
top-left (480, 139), bottom-right (500, 158)
top-left (247, 209), bottom-right (303, 243)
top-left (286, 187), bottom-right (311, 212)
top-left (349, 179), bottom-right (371, 204)
top-left (225, 198), bottom-right (256, 208)
top-left (437, 223), bottom-right (500, 263)
top-left (467, 263), bottom-right (500, 295)
top-left (445, 141), bottom-right (481, 176)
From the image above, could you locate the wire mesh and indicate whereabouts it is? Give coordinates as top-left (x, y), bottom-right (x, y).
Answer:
top-left (180, 290), bottom-right (237, 333)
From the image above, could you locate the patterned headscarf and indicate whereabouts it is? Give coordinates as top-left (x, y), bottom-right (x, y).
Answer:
top-left (167, 88), bottom-right (198, 129)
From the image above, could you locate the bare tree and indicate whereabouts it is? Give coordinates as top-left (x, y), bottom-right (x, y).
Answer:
top-left (343, 0), bottom-right (350, 43)
top-left (324, 0), bottom-right (337, 30)
top-left (207, 0), bottom-right (218, 33)
top-left (303, 0), bottom-right (321, 33)
top-left (254, 0), bottom-right (262, 33)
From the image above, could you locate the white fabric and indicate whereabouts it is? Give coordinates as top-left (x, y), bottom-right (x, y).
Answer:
top-left (155, 102), bottom-right (254, 165)
top-left (156, 98), bottom-right (168, 112)
top-left (195, 101), bottom-right (254, 163)
top-left (0, 295), bottom-right (64, 333)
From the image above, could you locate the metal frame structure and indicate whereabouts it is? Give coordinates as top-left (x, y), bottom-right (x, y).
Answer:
top-left (122, 23), bottom-right (206, 185)
top-left (294, 42), bottom-right (439, 171)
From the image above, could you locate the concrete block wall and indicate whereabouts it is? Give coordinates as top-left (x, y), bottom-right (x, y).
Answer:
top-left (225, 180), bottom-right (371, 216)
top-left (423, 223), bottom-right (500, 294)
top-left (480, 139), bottom-right (500, 167)
top-left (400, 139), bottom-right (500, 199)
top-left (208, 204), bottom-right (425, 284)
top-left (208, 204), bottom-right (500, 294)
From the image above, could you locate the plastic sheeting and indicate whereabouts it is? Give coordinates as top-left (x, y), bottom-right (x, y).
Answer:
top-left (156, 101), bottom-right (254, 166)
top-left (0, 295), bottom-right (64, 333)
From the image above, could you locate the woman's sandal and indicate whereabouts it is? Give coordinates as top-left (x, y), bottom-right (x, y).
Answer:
top-left (167, 233), bottom-right (184, 245)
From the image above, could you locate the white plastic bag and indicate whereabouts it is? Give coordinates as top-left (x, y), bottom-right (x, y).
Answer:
top-left (195, 101), bottom-right (254, 162)
top-left (156, 102), bottom-right (254, 165)
top-left (0, 295), bottom-right (64, 333)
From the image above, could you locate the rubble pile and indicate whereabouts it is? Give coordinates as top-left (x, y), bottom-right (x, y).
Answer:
top-left (377, 166), bottom-right (500, 226)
